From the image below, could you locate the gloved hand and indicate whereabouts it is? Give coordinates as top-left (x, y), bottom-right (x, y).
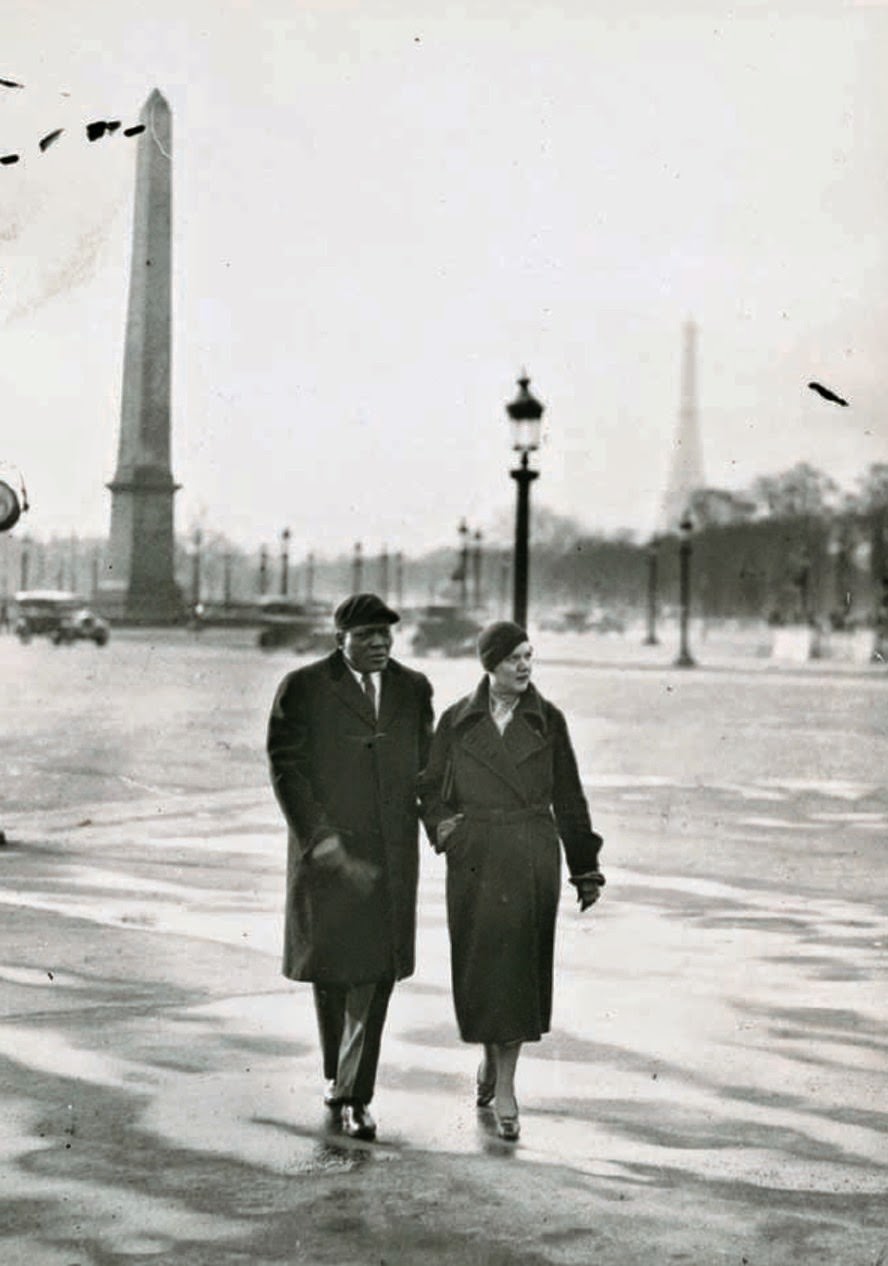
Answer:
top-left (311, 834), bottom-right (378, 897)
top-left (571, 870), bottom-right (605, 911)
top-left (435, 814), bottom-right (465, 854)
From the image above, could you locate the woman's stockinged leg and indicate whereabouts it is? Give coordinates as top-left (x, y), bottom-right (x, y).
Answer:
top-left (482, 1043), bottom-right (496, 1085)
top-left (492, 1041), bottom-right (522, 1135)
top-left (476, 1043), bottom-right (496, 1106)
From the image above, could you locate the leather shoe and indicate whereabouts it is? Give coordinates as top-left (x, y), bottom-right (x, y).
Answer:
top-left (323, 1080), bottom-right (343, 1109)
top-left (341, 1102), bottom-right (377, 1141)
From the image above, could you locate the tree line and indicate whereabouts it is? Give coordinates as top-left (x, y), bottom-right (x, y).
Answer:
top-left (4, 461), bottom-right (887, 629)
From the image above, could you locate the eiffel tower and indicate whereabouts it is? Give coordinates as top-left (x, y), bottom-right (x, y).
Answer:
top-left (660, 320), bottom-right (705, 532)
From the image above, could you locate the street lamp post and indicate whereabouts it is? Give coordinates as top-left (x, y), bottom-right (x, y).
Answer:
top-left (395, 551), bottom-right (404, 607)
top-left (644, 535), bottom-right (660, 645)
top-left (258, 546), bottom-right (268, 596)
top-left (191, 527), bottom-right (202, 610)
top-left (872, 506), bottom-right (888, 662)
top-left (352, 541), bottom-right (363, 592)
top-left (505, 375), bottom-right (543, 628)
top-left (457, 519), bottom-right (470, 609)
top-left (674, 514), bottom-right (696, 668)
top-left (472, 529), bottom-right (483, 609)
top-left (306, 551), bottom-right (315, 604)
top-left (379, 544), bottom-right (389, 601)
top-left (500, 552), bottom-right (510, 617)
top-left (223, 552), bottom-right (233, 608)
top-left (280, 528), bottom-right (291, 598)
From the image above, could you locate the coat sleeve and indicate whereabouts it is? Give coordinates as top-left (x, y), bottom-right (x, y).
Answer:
top-left (549, 705), bottom-right (603, 878)
top-left (417, 673), bottom-right (435, 773)
top-left (267, 673), bottom-right (336, 852)
top-left (417, 708), bottom-right (455, 846)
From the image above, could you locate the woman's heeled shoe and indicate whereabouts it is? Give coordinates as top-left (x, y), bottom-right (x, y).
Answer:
top-left (495, 1108), bottom-right (520, 1141)
top-left (476, 1065), bottom-right (496, 1108)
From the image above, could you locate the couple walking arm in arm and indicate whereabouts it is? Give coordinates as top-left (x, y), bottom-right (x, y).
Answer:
top-left (268, 598), bottom-right (604, 1144)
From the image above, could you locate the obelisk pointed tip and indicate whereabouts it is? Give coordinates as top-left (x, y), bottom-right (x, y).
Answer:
top-left (142, 87), bottom-right (170, 115)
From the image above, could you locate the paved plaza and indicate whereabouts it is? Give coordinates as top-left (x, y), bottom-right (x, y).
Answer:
top-left (1, 629), bottom-right (887, 1264)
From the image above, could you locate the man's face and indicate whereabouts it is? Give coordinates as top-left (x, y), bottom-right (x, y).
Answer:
top-left (340, 622), bottom-right (394, 673)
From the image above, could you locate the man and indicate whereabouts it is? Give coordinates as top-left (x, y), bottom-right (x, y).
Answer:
top-left (267, 593), bottom-right (434, 1140)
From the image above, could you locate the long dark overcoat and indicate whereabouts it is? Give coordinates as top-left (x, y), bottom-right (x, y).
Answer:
top-left (268, 650), bottom-right (433, 985)
top-left (419, 678), bottom-right (602, 1044)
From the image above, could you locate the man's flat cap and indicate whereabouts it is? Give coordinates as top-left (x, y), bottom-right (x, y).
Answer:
top-left (334, 592), bottom-right (401, 630)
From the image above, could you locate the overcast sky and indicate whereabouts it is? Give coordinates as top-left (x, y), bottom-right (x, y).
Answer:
top-left (2, 0), bottom-right (886, 557)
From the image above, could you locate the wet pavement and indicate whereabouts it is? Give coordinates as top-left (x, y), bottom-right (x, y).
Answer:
top-left (1, 629), bottom-right (887, 1264)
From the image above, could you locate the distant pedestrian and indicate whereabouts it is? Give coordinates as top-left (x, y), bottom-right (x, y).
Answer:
top-left (419, 621), bottom-right (605, 1141)
top-left (267, 593), bottom-right (434, 1141)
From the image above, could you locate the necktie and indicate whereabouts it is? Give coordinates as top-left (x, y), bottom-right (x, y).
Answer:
top-left (361, 672), bottom-right (377, 716)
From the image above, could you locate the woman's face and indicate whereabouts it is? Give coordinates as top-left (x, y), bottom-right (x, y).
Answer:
top-left (489, 641), bottom-right (533, 694)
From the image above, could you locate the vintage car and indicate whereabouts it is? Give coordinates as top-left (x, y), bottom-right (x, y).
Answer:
top-left (410, 604), bottom-right (483, 658)
top-left (13, 590), bottom-right (110, 646)
top-left (539, 607), bottom-right (625, 635)
top-left (256, 597), bottom-right (332, 652)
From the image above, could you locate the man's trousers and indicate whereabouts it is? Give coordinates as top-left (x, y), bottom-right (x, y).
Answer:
top-left (312, 979), bottom-right (394, 1105)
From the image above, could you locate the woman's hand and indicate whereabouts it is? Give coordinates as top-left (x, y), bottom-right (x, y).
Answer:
top-left (571, 870), bottom-right (605, 911)
top-left (435, 814), bottom-right (465, 853)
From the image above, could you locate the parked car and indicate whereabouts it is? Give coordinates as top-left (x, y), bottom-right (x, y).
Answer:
top-left (53, 607), bottom-right (111, 646)
top-left (13, 590), bottom-right (110, 646)
top-left (410, 604), bottom-right (482, 658)
top-left (256, 598), bottom-right (331, 652)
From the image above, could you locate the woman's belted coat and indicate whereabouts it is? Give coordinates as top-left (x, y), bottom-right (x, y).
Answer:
top-left (268, 650), bottom-right (433, 986)
top-left (419, 677), bottom-right (602, 1044)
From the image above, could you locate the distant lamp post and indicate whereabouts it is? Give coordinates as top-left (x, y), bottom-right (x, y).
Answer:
top-left (379, 544), bottom-right (390, 601)
top-left (280, 527), bottom-right (291, 597)
top-left (352, 541), bottom-right (363, 592)
top-left (644, 535), bottom-right (660, 645)
top-left (395, 550), bottom-right (404, 607)
top-left (457, 518), bottom-right (470, 609)
top-left (191, 527), bottom-right (203, 609)
top-left (872, 506), bottom-right (888, 663)
top-left (306, 551), bottom-right (316, 604)
top-left (500, 551), bottom-right (510, 618)
top-left (223, 551), bottom-right (233, 608)
top-left (19, 536), bottom-right (30, 591)
top-left (472, 529), bottom-right (483, 609)
top-left (506, 374), bottom-right (543, 628)
top-left (674, 513), bottom-right (696, 668)
top-left (258, 545), bottom-right (269, 596)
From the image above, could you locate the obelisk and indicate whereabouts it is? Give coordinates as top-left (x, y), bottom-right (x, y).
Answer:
top-left (660, 320), bottom-right (705, 532)
top-left (100, 88), bottom-right (181, 622)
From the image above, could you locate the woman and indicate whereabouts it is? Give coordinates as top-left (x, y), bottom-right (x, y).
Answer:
top-left (419, 621), bottom-right (605, 1141)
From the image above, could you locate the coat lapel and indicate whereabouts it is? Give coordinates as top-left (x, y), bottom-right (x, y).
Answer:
top-left (502, 710), bottom-right (550, 768)
top-left (453, 678), bottom-right (548, 802)
top-left (377, 660), bottom-right (408, 732)
top-left (327, 651), bottom-right (376, 727)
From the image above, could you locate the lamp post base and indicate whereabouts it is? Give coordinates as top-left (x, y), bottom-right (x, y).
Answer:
top-left (674, 648), bottom-right (697, 668)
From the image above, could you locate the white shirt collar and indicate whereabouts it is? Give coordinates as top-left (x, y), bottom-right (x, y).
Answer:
top-left (344, 660), bottom-right (383, 712)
